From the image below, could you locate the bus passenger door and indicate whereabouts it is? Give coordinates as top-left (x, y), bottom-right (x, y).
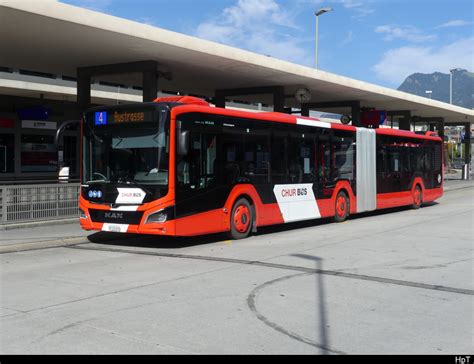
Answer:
top-left (317, 139), bottom-right (334, 199)
top-left (175, 132), bottom-right (229, 235)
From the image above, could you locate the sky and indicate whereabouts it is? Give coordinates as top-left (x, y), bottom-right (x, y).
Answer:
top-left (60, 0), bottom-right (474, 89)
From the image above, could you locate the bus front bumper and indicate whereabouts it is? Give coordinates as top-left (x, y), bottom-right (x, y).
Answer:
top-left (79, 199), bottom-right (176, 236)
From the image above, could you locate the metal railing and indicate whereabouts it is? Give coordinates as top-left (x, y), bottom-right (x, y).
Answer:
top-left (0, 183), bottom-right (80, 224)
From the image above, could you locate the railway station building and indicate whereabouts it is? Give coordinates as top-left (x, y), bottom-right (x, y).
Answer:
top-left (0, 1), bottom-right (472, 224)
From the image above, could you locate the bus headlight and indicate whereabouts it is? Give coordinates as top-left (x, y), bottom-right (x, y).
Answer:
top-left (146, 209), bottom-right (167, 224)
top-left (79, 208), bottom-right (88, 219)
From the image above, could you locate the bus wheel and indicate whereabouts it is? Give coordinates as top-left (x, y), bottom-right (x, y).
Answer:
top-left (227, 198), bottom-right (253, 240)
top-left (334, 191), bottom-right (349, 223)
top-left (412, 185), bottom-right (422, 209)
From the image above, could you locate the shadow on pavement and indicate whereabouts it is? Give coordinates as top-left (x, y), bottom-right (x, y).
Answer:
top-left (292, 254), bottom-right (332, 355)
top-left (85, 202), bottom-right (439, 249)
top-left (86, 231), bottom-right (225, 249)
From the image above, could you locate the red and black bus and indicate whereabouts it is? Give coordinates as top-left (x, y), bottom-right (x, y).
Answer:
top-left (79, 96), bottom-right (443, 239)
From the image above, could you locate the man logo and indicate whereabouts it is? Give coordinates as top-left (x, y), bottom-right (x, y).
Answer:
top-left (104, 212), bottom-right (123, 219)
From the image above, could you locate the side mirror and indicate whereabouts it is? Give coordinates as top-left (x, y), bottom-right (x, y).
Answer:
top-left (55, 119), bottom-right (80, 146)
top-left (178, 130), bottom-right (189, 156)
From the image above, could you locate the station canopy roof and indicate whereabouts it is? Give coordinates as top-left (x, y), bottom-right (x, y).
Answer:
top-left (1, 0), bottom-right (473, 123)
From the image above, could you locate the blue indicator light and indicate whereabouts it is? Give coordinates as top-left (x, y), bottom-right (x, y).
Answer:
top-left (95, 111), bottom-right (107, 125)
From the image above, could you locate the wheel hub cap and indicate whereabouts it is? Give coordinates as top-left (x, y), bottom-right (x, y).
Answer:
top-left (234, 205), bottom-right (250, 233)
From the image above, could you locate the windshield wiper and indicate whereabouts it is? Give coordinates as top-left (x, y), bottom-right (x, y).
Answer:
top-left (85, 179), bottom-right (109, 184)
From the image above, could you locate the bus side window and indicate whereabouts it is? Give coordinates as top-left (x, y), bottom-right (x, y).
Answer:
top-left (288, 131), bottom-right (303, 184)
top-left (288, 127), bottom-right (316, 184)
top-left (392, 152), bottom-right (400, 172)
top-left (177, 133), bottom-right (217, 191)
top-left (224, 143), bottom-right (240, 185)
top-left (243, 127), bottom-right (271, 184)
top-left (376, 136), bottom-right (384, 192)
top-left (318, 142), bottom-right (331, 182)
top-left (333, 131), bottom-right (355, 182)
top-left (270, 126), bottom-right (287, 184)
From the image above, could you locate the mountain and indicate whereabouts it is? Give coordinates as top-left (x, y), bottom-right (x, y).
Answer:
top-left (397, 69), bottom-right (474, 109)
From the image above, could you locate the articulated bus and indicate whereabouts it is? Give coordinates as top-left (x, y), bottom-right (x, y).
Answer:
top-left (79, 96), bottom-right (443, 239)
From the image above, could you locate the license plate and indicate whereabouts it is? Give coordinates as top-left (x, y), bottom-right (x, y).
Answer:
top-left (107, 224), bottom-right (123, 233)
top-left (106, 225), bottom-right (127, 233)
top-left (102, 223), bottom-right (128, 233)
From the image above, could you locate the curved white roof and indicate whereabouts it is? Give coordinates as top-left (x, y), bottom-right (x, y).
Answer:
top-left (0, 0), bottom-right (472, 123)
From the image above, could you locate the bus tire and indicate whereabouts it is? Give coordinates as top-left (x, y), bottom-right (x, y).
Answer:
top-left (227, 198), bottom-right (253, 240)
top-left (334, 191), bottom-right (349, 223)
top-left (412, 185), bottom-right (422, 209)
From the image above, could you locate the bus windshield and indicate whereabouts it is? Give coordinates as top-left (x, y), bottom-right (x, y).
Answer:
top-left (82, 106), bottom-right (169, 187)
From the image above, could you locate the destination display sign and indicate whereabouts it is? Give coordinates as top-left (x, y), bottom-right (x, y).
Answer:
top-left (94, 110), bottom-right (154, 126)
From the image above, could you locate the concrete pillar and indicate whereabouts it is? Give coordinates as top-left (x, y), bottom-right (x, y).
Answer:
top-left (351, 101), bottom-right (361, 127)
top-left (77, 70), bottom-right (91, 112)
top-left (77, 60), bottom-right (159, 111)
top-left (388, 110), bottom-right (411, 131)
top-left (273, 86), bottom-right (285, 113)
top-left (399, 112), bottom-right (411, 131)
top-left (214, 91), bottom-right (226, 108)
top-left (436, 119), bottom-right (445, 140)
top-left (143, 69), bottom-right (158, 102)
top-left (301, 105), bottom-right (310, 117)
top-left (464, 123), bottom-right (471, 180)
top-left (13, 111), bottom-right (21, 178)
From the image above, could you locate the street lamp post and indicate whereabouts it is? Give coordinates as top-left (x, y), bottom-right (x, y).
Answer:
top-left (450, 68), bottom-right (461, 104)
top-left (315, 7), bottom-right (333, 69)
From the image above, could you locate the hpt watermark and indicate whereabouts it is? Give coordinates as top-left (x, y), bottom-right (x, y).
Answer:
top-left (455, 356), bottom-right (471, 364)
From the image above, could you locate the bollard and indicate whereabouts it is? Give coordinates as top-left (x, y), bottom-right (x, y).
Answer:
top-left (461, 164), bottom-right (470, 180)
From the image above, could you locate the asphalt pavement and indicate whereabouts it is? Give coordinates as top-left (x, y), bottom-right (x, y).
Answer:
top-left (0, 185), bottom-right (472, 354)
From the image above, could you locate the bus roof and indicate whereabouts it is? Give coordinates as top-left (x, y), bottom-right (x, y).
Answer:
top-left (156, 96), bottom-right (442, 142)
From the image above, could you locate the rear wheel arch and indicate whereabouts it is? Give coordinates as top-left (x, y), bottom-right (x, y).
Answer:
top-left (411, 177), bottom-right (425, 192)
top-left (333, 180), bottom-right (356, 214)
top-left (225, 186), bottom-right (262, 230)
